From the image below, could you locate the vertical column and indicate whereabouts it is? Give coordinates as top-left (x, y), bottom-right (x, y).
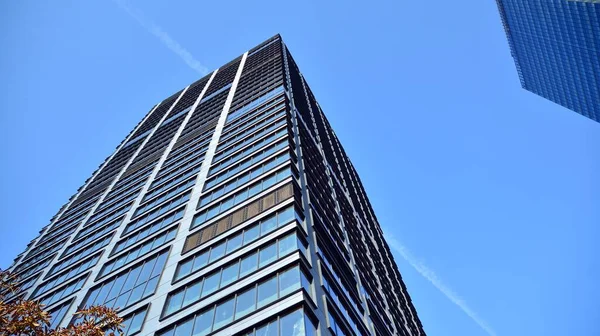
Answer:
top-left (281, 43), bottom-right (330, 336)
top-left (139, 52), bottom-right (247, 335)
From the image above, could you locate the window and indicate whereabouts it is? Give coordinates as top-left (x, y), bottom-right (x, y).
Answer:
top-left (279, 267), bottom-right (301, 297)
top-left (208, 242), bottom-right (226, 263)
top-left (102, 227), bottom-right (177, 277)
top-left (48, 300), bottom-right (72, 329)
top-left (194, 168), bottom-right (292, 227)
top-left (213, 297), bottom-right (234, 330)
top-left (226, 233), bottom-right (243, 253)
top-left (255, 320), bottom-right (278, 336)
top-left (124, 196), bottom-right (187, 236)
top-left (184, 185), bottom-right (297, 254)
top-left (259, 243), bottom-right (277, 268)
top-left (192, 307), bottom-right (214, 336)
top-left (174, 318), bottom-right (193, 336)
top-left (169, 235), bottom-right (303, 315)
top-left (280, 310), bottom-right (306, 336)
top-left (117, 307), bottom-right (148, 336)
top-left (208, 139), bottom-right (288, 179)
top-left (182, 281), bottom-right (201, 307)
top-left (245, 308), bottom-right (315, 336)
top-left (157, 269), bottom-right (312, 336)
top-left (34, 254), bottom-right (100, 298)
top-left (257, 276), bottom-right (277, 308)
top-left (239, 252), bottom-right (258, 278)
top-left (48, 235), bottom-right (112, 277)
top-left (81, 251), bottom-right (168, 311)
top-left (115, 210), bottom-right (182, 253)
top-left (220, 263), bottom-right (239, 287)
top-left (39, 275), bottom-right (87, 307)
top-left (202, 272), bottom-right (220, 297)
top-left (235, 287), bottom-right (256, 319)
top-left (177, 206), bottom-right (302, 281)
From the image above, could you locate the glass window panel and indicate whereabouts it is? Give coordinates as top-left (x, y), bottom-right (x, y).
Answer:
top-left (106, 275), bottom-right (126, 302)
top-left (136, 260), bottom-right (154, 286)
top-left (276, 169), bottom-right (290, 181)
top-left (150, 253), bottom-right (168, 278)
top-left (220, 262), bottom-right (239, 288)
top-left (255, 321), bottom-right (278, 336)
top-left (122, 266), bottom-right (142, 293)
top-left (277, 207), bottom-right (295, 225)
top-left (248, 183), bottom-right (262, 197)
top-left (174, 318), bottom-right (194, 336)
top-left (233, 192), bottom-right (246, 205)
top-left (159, 329), bottom-right (175, 336)
top-left (143, 277), bottom-right (159, 297)
top-left (213, 188), bottom-right (224, 199)
top-left (221, 198), bottom-right (234, 212)
top-left (235, 287), bottom-right (256, 319)
top-left (165, 291), bottom-right (184, 316)
top-left (114, 292), bottom-right (130, 310)
top-left (128, 311), bottom-right (146, 335)
top-left (153, 234), bottom-right (167, 247)
top-left (128, 284), bottom-right (145, 306)
top-left (209, 243), bottom-right (226, 263)
top-left (183, 281), bottom-right (202, 307)
top-left (205, 207), bottom-right (219, 220)
top-left (278, 234), bottom-right (297, 257)
top-left (177, 260), bottom-right (193, 279)
top-left (243, 225), bottom-right (259, 244)
top-left (105, 298), bottom-right (116, 309)
top-left (85, 287), bottom-right (100, 306)
top-left (192, 307), bottom-right (214, 336)
top-left (94, 283), bottom-right (112, 305)
top-left (262, 175), bottom-right (277, 188)
top-left (226, 234), bottom-right (243, 254)
top-left (301, 272), bottom-right (312, 297)
top-left (213, 298), bottom-right (235, 330)
top-left (257, 276), bottom-right (278, 308)
top-left (260, 216), bottom-right (277, 235)
top-left (239, 252), bottom-right (258, 278)
top-left (167, 229), bottom-right (178, 241)
top-left (264, 159), bottom-right (276, 172)
top-left (192, 252), bottom-right (209, 272)
top-left (259, 243), bottom-right (277, 268)
top-left (304, 312), bottom-right (316, 336)
top-left (237, 174), bottom-right (250, 186)
top-left (280, 309), bottom-right (305, 336)
top-left (202, 272), bottom-right (220, 297)
top-left (125, 253), bottom-right (137, 264)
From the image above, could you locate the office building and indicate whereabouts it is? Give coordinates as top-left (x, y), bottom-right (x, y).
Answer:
top-left (6, 35), bottom-right (425, 336)
top-left (495, 0), bottom-right (600, 122)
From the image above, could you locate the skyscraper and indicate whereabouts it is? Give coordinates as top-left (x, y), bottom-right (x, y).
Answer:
top-left (5, 35), bottom-right (425, 336)
top-left (495, 0), bottom-right (600, 122)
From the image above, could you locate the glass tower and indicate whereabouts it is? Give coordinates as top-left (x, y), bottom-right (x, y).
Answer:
top-left (495, 0), bottom-right (600, 122)
top-left (5, 35), bottom-right (426, 336)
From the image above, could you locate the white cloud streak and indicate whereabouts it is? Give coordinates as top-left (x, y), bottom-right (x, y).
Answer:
top-left (383, 230), bottom-right (497, 336)
top-left (113, 0), bottom-right (208, 75)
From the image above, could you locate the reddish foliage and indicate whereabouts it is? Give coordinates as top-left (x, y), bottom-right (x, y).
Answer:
top-left (1, 269), bottom-right (123, 336)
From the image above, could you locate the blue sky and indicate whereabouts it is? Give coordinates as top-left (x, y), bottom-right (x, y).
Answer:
top-left (1, 1), bottom-right (598, 335)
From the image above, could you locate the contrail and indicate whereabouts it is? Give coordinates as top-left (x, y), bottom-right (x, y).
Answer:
top-left (113, 0), bottom-right (208, 75)
top-left (383, 229), bottom-right (497, 336)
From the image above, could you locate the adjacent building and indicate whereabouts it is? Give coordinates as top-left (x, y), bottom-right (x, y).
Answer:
top-left (495, 0), bottom-right (600, 122)
top-left (5, 35), bottom-right (425, 336)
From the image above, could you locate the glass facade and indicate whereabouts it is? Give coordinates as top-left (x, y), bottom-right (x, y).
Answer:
top-left (496, 0), bottom-right (600, 122)
top-left (5, 35), bottom-right (425, 335)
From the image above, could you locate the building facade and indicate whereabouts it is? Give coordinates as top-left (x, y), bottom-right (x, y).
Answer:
top-left (5, 35), bottom-right (425, 336)
top-left (495, 0), bottom-right (600, 122)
